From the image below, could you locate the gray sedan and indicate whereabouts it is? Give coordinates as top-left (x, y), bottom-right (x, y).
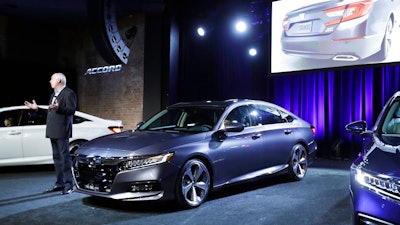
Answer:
top-left (72, 99), bottom-right (317, 209)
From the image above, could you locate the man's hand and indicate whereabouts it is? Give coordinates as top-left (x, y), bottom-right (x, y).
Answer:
top-left (24, 100), bottom-right (38, 111)
top-left (48, 98), bottom-right (58, 110)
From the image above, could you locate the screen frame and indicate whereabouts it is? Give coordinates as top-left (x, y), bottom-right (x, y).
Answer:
top-left (269, 0), bottom-right (400, 76)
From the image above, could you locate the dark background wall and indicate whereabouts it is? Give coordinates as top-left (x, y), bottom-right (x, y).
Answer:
top-left (1, 18), bottom-right (78, 107)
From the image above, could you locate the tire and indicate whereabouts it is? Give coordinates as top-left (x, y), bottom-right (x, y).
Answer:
top-left (376, 18), bottom-right (393, 61)
top-left (175, 159), bottom-right (211, 209)
top-left (69, 140), bottom-right (87, 160)
top-left (287, 144), bottom-right (308, 181)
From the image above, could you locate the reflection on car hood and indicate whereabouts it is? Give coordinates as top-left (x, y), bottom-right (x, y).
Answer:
top-left (362, 146), bottom-right (400, 177)
top-left (77, 130), bottom-right (207, 157)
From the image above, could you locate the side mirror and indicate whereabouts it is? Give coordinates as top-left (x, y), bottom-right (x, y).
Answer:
top-left (136, 121), bottom-right (145, 129)
top-left (225, 122), bottom-right (245, 132)
top-left (345, 120), bottom-right (370, 135)
top-left (212, 122), bottom-right (245, 141)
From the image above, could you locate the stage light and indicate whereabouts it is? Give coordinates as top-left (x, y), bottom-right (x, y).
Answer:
top-left (235, 20), bottom-right (248, 33)
top-left (248, 48), bottom-right (257, 56)
top-left (197, 26), bottom-right (206, 37)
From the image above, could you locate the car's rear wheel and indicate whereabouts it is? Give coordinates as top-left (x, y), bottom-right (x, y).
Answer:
top-left (376, 18), bottom-right (393, 61)
top-left (287, 144), bottom-right (308, 181)
top-left (175, 159), bottom-right (211, 209)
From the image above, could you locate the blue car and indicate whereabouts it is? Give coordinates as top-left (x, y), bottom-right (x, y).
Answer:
top-left (346, 91), bottom-right (400, 225)
top-left (72, 99), bottom-right (317, 209)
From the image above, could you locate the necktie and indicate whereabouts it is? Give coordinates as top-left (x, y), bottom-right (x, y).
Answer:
top-left (52, 95), bottom-right (58, 104)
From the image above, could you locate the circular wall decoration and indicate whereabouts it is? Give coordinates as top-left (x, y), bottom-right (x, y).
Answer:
top-left (87, 0), bottom-right (130, 64)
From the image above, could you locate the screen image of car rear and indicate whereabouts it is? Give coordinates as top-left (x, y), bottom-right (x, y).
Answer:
top-left (271, 0), bottom-right (400, 74)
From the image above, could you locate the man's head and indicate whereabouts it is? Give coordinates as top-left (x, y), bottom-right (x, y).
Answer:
top-left (50, 72), bottom-right (67, 90)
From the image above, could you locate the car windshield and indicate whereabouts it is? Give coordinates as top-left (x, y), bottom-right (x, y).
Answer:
top-left (138, 106), bottom-right (225, 133)
top-left (381, 100), bottom-right (400, 136)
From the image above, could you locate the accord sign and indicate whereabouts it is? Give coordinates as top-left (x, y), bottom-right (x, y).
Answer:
top-left (85, 64), bottom-right (122, 75)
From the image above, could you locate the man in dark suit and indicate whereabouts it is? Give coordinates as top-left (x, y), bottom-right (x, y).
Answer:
top-left (24, 72), bottom-right (77, 195)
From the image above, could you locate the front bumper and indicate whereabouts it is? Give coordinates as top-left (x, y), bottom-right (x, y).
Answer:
top-left (72, 156), bottom-right (180, 201)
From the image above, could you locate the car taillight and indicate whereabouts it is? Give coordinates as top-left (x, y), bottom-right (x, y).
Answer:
top-left (108, 126), bottom-right (123, 133)
top-left (282, 17), bottom-right (289, 31)
top-left (323, 0), bottom-right (373, 27)
top-left (310, 125), bottom-right (316, 135)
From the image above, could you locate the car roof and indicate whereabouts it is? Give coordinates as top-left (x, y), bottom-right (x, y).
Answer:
top-left (167, 99), bottom-right (299, 120)
top-left (168, 99), bottom-right (276, 108)
top-left (0, 105), bottom-right (106, 121)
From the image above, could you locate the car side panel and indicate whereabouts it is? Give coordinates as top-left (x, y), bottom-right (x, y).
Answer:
top-left (71, 121), bottom-right (115, 141)
top-left (0, 126), bottom-right (23, 161)
top-left (211, 126), bottom-right (266, 186)
top-left (22, 125), bottom-right (52, 158)
top-left (259, 123), bottom-right (298, 168)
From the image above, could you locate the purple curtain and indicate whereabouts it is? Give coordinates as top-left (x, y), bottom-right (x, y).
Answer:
top-left (271, 66), bottom-right (400, 157)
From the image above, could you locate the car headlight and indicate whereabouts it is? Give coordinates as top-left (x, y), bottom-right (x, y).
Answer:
top-left (120, 153), bottom-right (174, 170)
top-left (355, 168), bottom-right (400, 201)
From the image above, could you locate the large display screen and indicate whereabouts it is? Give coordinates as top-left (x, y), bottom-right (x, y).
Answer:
top-left (271, 0), bottom-right (400, 75)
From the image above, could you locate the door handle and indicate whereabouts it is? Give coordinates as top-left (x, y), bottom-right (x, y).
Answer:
top-left (252, 133), bottom-right (262, 139)
top-left (8, 131), bottom-right (21, 135)
top-left (284, 129), bottom-right (292, 135)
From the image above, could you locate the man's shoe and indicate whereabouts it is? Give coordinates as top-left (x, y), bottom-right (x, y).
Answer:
top-left (62, 188), bottom-right (74, 195)
top-left (44, 185), bottom-right (64, 193)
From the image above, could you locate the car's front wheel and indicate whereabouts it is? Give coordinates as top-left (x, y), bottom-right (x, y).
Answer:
top-left (287, 143), bottom-right (308, 181)
top-left (175, 159), bottom-right (211, 209)
top-left (69, 140), bottom-right (87, 160)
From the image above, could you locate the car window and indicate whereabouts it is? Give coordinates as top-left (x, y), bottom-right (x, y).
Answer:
top-left (20, 109), bottom-right (90, 126)
top-left (21, 109), bottom-right (47, 126)
top-left (225, 105), bottom-right (285, 127)
top-left (382, 101), bottom-right (400, 134)
top-left (0, 109), bottom-right (22, 127)
top-left (280, 111), bottom-right (294, 122)
top-left (225, 105), bottom-right (252, 127)
top-left (143, 109), bottom-right (181, 131)
top-left (73, 115), bottom-right (90, 124)
top-left (182, 109), bottom-right (214, 127)
top-left (139, 106), bottom-right (224, 132)
top-left (249, 104), bottom-right (285, 126)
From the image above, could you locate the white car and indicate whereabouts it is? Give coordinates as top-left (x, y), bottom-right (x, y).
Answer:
top-left (0, 105), bottom-right (123, 166)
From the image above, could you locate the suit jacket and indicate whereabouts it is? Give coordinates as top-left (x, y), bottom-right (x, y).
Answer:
top-left (45, 87), bottom-right (77, 139)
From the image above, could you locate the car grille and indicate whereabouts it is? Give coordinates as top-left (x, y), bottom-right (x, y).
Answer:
top-left (73, 155), bottom-right (124, 193)
top-left (358, 213), bottom-right (395, 225)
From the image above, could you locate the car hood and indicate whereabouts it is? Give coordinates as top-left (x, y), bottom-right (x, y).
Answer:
top-left (361, 136), bottom-right (400, 177)
top-left (77, 130), bottom-right (208, 157)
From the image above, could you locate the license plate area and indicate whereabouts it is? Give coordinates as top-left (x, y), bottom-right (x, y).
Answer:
top-left (294, 21), bottom-right (312, 34)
